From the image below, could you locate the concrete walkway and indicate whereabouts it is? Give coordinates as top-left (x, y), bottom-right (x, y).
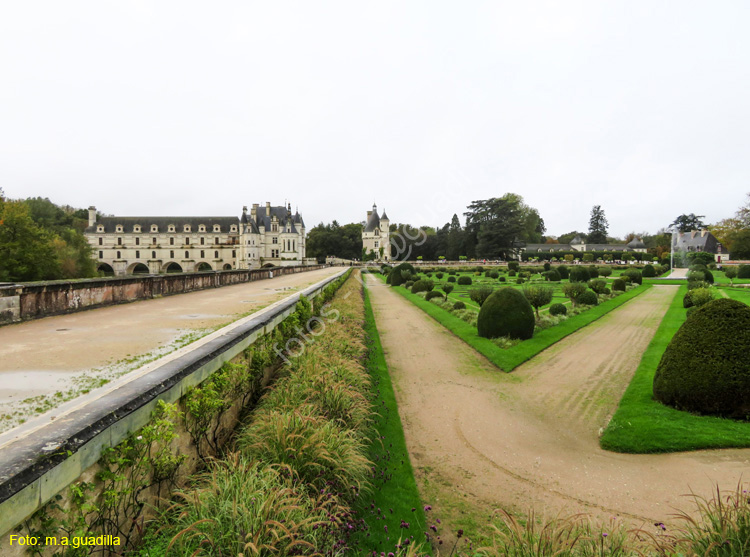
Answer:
top-left (0, 267), bottom-right (343, 413)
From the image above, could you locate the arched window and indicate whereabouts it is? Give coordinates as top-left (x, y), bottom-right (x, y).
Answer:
top-left (136, 250), bottom-right (140, 258)
top-left (201, 250), bottom-right (205, 258)
top-left (213, 224), bottom-right (221, 232)
top-left (168, 224), bottom-right (175, 232)
top-left (152, 251), bottom-right (156, 259)
top-left (185, 250), bottom-right (189, 258)
top-left (151, 225), bottom-right (158, 233)
top-left (214, 250), bottom-right (219, 258)
top-left (170, 250), bottom-right (174, 258)
top-left (117, 251), bottom-right (121, 259)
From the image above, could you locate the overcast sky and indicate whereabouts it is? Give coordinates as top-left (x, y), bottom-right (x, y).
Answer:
top-left (1, 1), bottom-right (748, 238)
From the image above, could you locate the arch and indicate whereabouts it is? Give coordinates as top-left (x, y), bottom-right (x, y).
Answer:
top-left (196, 262), bottom-right (212, 272)
top-left (222, 263), bottom-right (232, 270)
top-left (127, 262), bottom-right (150, 275)
top-left (163, 262), bottom-right (183, 274)
top-left (97, 263), bottom-right (115, 276)
top-left (261, 262), bottom-right (275, 269)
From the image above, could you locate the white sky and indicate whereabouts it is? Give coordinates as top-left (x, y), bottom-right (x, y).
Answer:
top-left (1, 1), bottom-right (748, 238)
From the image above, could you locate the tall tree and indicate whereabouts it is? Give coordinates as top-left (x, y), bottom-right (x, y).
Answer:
top-left (464, 194), bottom-right (543, 260)
top-left (670, 213), bottom-right (706, 232)
top-left (305, 221), bottom-right (363, 261)
top-left (445, 213), bottom-right (465, 260)
top-left (0, 200), bottom-right (60, 281)
top-left (587, 205), bottom-right (608, 244)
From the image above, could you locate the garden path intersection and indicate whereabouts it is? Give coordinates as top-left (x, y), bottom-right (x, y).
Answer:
top-left (365, 275), bottom-right (750, 531)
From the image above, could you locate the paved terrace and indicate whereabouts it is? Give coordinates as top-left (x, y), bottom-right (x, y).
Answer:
top-left (0, 266), bottom-right (344, 430)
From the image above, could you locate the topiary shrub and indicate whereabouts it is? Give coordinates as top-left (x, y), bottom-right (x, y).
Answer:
top-left (508, 261), bottom-right (520, 272)
top-left (562, 282), bottom-right (587, 304)
top-left (642, 264), bottom-right (656, 277)
top-left (598, 266), bottom-right (612, 278)
top-left (575, 290), bottom-right (599, 306)
top-left (683, 287), bottom-right (715, 309)
top-left (457, 276), bottom-right (472, 285)
top-left (543, 262), bottom-right (551, 272)
top-left (498, 276), bottom-right (506, 282)
top-left (386, 262), bottom-right (416, 286)
top-left (515, 277), bottom-right (525, 284)
top-left (703, 269), bottom-right (714, 284)
top-left (425, 291), bottom-right (443, 301)
top-left (588, 266), bottom-right (599, 279)
top-left (738, 265), bottom-right (750, 279)
top-left (448, 269), bottom-right (457, 275)
top-left (588, 279), bottom-right (608, 296)
top-left (508, 270), bottom-right (517, 277)
top-left (569, 267), bottom-right (591, 283)
top-left (687, 280), bottom-right (709, 291)
top-left (612, 278), bottom-right (626, 292)
top-left (489, 271), bottom-right (499, 279)
top-left (686, 270), bottom-right (705, 283)
top-left (653, 298), bottom-right (750, 418)
top-left (469, 286), bottom-right (494, 307)
top-left (453, 301), bottom-right (466, 310)
top-left (477, 287), bottom-right (535, 340)
top-left (411, 279), bottom-right (434, 294)
top-left (621, 268), bottom-right (642, 285)
top-left (549, 303), bottom-right (567, 316)
top-left (544, 270), bottom-right (561, 282)
top-left (557, 265), bottom-right (569, 280)
top-left (436, 272), bottom-right (444, 279)
top-left (447, 276), bottom-right (456, 283)
top-left (404, 280), bottom-right (414, 290)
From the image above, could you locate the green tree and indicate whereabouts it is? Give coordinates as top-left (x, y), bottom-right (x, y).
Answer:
top-left (0, 200), bottom-right (60, 281)
top-left (670, 213), bottom-right (706, 232)
top-left (588, 205), bottom-right (608, 244)
top-left (558, 231), bottom-right (587, 245)
top-left (729, 229), bottom-right (750, 260)
top-left (445, 214), bottom-right (464, 260)
top-left (306, 221), bottom-right (363, 261)
top-left (441, 283), bottom-right (454, 300)
top-left (468, 286), bottom-right (494, 307)
top-left (724, 266), bottom-right (737, 285)
top-left (522, 284), bottom-right (553, 318)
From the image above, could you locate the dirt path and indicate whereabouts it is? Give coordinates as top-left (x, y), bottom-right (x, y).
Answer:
top-left (365, 276), bottom-right (750, 537)
top-left (0, 267), bottom-right (343, 406)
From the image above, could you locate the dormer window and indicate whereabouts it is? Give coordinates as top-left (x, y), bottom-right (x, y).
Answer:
top-left (134, 225), bottom-right (141, 233)
top-left (168, 225), bottom-right (176, 232)
top-left (116, 225), bottom-right (123, 233)
top-left (213, 225), bottom-right (221, 232)
top-left (97, 225), bottom-right (104, 233)
top-left (151, 225), bottom-right (158, 233)
top-left (230, 225), bottom-right (237, 232)
top-left (184, 224), bottom-right (191, 233)
top-left (198, 225), bottom-right (206, 232)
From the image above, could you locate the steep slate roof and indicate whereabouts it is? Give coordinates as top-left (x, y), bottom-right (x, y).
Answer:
top-left (674, 230), bottom-right (720, 253)
top-left (523, 244), bottom-right (567, 252)
top-left (380, 208), bottom-right (389, 220)
top-left (570, 235), bottom-right (585, 245)
top-left (252, 205), bottom-right (300, 234)
top-left (364, 209), bottom-right (381, 233)
top-left (627, 238), bottom-right (647, 249)
top-left (86, 216), bottom-right (239, 234)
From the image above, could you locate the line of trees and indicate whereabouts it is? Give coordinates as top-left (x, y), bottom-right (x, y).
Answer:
top-left (0, 191), bottom-right (98, 282)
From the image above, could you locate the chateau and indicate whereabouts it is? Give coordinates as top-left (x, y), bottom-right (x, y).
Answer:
top-left (361, 203), bottom-right (390, 261)
top-left (85, 203), bottom-right (307, 275)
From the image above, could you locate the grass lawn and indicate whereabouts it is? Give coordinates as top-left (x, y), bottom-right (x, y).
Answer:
top-left (349, 286), bottom-right (428, 554)
top-left (380, 272), bottom-right (650, 372)
top-left (600, 284), bottom-right (750, 453)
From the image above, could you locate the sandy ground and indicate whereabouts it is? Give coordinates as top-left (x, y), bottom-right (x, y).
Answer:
top-left (365, 276), bottom-right (750, 536)
top-left (0, 267), bottom-right (343, 406)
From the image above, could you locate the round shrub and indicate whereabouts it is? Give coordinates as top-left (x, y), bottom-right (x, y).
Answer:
top-left (404, 280), bottom-right (414, 290)
top-left (686, 270), bottom-right (705, 283)
top-left (543, 262), bottom-right (551, 272)
top-left (557, 265), bottom-right (570, 280)
top-left (508, 270), bottom-right (517, 277)
top-left (549, 303), bottom-right (567, 316)
top-left (457, 276), bottom-right (473, 285)
top-left (588, 279), bottom-right (608, 295)
top-left (588, 266), bottom-right (599, 279)
top-left (508, 261), bottom-right (520, 272)
top-left (447, 276), bottom-right (456, 283)
top-left (411, 279), bottom-right (434, 294)
top-left (703, 269), bottom-right (714, 284)
top-left (424, 272), bottom-right (432, 278)
top-left (642, 264), bottom-right (656, 278)
top-left (498, 276), bottom-right (506, 282)
top-left (653, 298), bottom-right (750, 418)
top-left (544, 270), bottom-right (561, 282)
top-left (738, 265), bottom-right (750, 279)
top-left (448, 269), bottom-right (457, 275)
top-left (569, 267), bottom-right (591, 283)
top-left (515, 278), bottom-right (525, 284)
top-left (453, 301), bottom-right (466, 310)
top-left (612, 278), bottom-right (626, 291)
top-left (425, 291), bottom-right (443, 301)
top-left (575, 290), bottom-right (599, 306)
top-left (386, 262), bottom-right (416, 286)
top-left (621, 268), bottom-right (642, 285)
top-left (489, 271), bottom-right (500, 279)
top-left (687, 280), bottom-right (708, 291)
top-left (598, 267), bottom-right (612, 278)
top-left (436, 272), bottom-right (444, 279)
top-left (477, 287), bottom-right (535, 340)
top-left (602, 287), bottom-right (611, 295)
top-left (684, 287), bottom-right (715, 309)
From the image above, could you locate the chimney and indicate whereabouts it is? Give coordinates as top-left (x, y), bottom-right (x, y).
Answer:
top-left (251, 203), bottom-right (258, 218)
top-left (266, 202), bottom-right (271, 216)
top-left (88, 206), bottom-right (96, 227)
top-left (367, 210), bottom-right (372, 219)
top-left (701, 229), bottom-right (707, 237)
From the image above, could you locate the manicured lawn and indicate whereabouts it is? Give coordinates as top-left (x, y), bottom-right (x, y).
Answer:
top-left (381, 273), bottom-right (650, 372)
top-left (349, 286), bottom-right (428, 554)
top-left (600, 285), bottom-right (750, 453)
top-left (719, 286), bottom-right (750, 304)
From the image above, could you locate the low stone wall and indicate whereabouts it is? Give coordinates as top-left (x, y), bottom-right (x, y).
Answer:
top-left (0, 265), bottom-right (325, 326)
top-left (0, 268), bottom-right (349, 552)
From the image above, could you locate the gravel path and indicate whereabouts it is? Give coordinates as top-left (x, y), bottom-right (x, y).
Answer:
top-left (365, 276), bottom-right (750, 533)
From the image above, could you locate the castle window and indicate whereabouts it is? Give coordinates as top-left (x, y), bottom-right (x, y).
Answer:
top-left (170, 237), bottom-right (174, 245)
top-left (272, 237), bottom-right (278, 244)
top-left (151, 225), bottom-right (158, 233)
top-left (97, 225), bottom-right (104, 233)
top-left (214, 250), bottom-right (219, 258)
top-left (272, 223), bottom-right (278, 232)
top-left (116, 225), bottom-right (123, 233)
top-left (215, 237), bottom-right (219, 244)
top-left (117, 237), bottom-right (122, 245)
top-left (168, 225), bottom-right (175, 232)
top-left (136, 250), bottom-right (140, 259)
top-left (185, 237), bottom-right (190, 245)
top-left (134, 225), bottom-right (141, 233)
top-left (200, 237), bottom-right (204, 245)
top-left (374, 241), bottom-right (378, 248)
top-left (185, 250), bottom-right (189, 258)
top-left (99, 251), bottom-right (103, 259)
top-left (199, 225), bottom-right (206, 232)
top-left (201, 250), bottom-right (205, 258)
top-left (98, 237), bottom-right (103, 245)
top-left (117, 251), bottom-right (121, 259)
top-left (152, 251), bottom-right (156, 259)
top-left (230, 225), bottom-right (237, 232)
top-left (170, 250), bottom-right (174, 258)
top-left (232, 250), bottom-right (236, 258)
top-left (152, 237), bottom-right (156, 245)
top-left (213, 225), bottom-right (221, 232)
top-left (135, 237), bottom-right (140, 246)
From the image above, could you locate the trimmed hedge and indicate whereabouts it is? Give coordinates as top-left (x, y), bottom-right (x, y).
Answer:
top-left (411, 279), bottom-right (434, 294)
top-left (643, 264), bottom-right (656, 277)
top-left (621, 268), bottom-right (643, 285)
top-left (477, 287), bottom-right (535, 340)
top-left (425, 291), bottom-right (443, 301)
top-left (453, 301), bottom-right (466, 310)
top-left (576, 290), bottom-right (599, 306)
top-left (569, 267), bottom-right (591, 282)
top-left (549, 303), bottom-right (567, 316)
top-left (738, 265), bottom-right (750, 279)
top-left (457, 276), bottom-right (473, 285)
top-left (557, 265), bottom-right (570, 279)
top-left (386, 262), bottom-right (416, 286)
top-left (653, 298), bottom-right (750, 419)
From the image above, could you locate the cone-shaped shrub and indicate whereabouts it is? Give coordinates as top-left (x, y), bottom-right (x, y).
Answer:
top-left (653, 298), bottom-right (750, 418)
top-left (477, 287), bottom-right (535, 340)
